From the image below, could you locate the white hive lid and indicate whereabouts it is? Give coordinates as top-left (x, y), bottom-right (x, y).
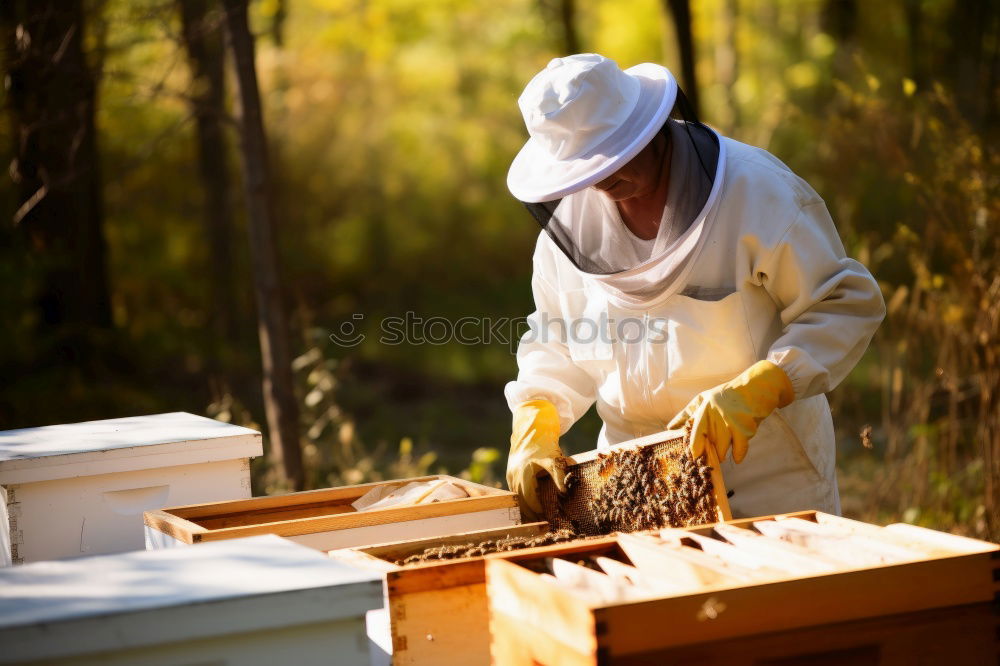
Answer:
top-left (0, 412), bottom-right (263, 484)
top-left (0, 535), bottom-right (383, 662)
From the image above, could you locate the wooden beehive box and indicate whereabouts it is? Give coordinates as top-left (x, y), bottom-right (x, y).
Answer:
top-left (144, 474), bottom-right (520, 552)
top-left (486, 510), bottom-right (1000, 665)
top-left (538, 429), bottom-right (732, 535)
top-left (328, 520), bottom-right (595, 666)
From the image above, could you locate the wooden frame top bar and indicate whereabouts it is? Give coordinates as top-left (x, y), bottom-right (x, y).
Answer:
top-left (144, 474), bottom-right (516, 544)
top-left (484, 510), bottom-right (1000, 658)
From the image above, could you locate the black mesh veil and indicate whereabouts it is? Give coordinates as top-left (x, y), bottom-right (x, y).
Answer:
top-left (521, 87), bottom-right (719, 277)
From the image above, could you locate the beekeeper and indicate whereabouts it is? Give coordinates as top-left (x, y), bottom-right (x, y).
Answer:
top-left (504, 54), bottom-right (885, 521)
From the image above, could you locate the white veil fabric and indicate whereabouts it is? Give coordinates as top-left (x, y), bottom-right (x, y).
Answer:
top-left (521, 103), bottom-right (723, 308)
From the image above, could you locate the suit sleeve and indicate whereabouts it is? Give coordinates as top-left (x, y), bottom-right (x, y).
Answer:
top-left (758, 201), bottom-right (886, 399)
top-left (504, 241), bottom-right (598, 434)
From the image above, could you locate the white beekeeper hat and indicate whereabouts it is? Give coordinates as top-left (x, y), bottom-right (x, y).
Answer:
top-left (507, 53), bottom-right (678, 203)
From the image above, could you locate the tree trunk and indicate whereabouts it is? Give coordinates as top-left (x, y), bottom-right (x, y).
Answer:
top-left (559, 0), bottom-right (580, 54)
top-left (271, 0), bottom-right (287, 48)
top-left (715, 0), bottom-right (739, 132)
top-left (2, 0), bottom-right (112, 351)
top-left (537, 0), bottom-right (580, 55)
top-left (903, 0), bottom-right (925, 89)
top-left (221, 0), bottom-right (304, 490)
top-left (663, 0), bottom-right (699, 118)
top-left (178, 0), bottom-right (239, 357)
top-left (821, 0), bottom-right (857, 81)
top-left (944, 1), bottom-right (998, 133)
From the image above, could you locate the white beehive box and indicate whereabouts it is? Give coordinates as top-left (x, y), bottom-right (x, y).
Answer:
top-left (0, 534), bottom-right (383, 666)
top-left (0, 412), bottom-right (261, 565)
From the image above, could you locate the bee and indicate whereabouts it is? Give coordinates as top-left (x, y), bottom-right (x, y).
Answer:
top-left (640, 475), bottom-right (653, 496)
top-left (585, 442), bottom-right (725, 535)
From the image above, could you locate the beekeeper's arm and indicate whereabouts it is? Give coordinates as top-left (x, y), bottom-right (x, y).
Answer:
top-left (671, 199), bottom-right (885, 462)
top-left (759, 200), bottom-right (886, 400)
top-left (505, 248), bottom-right (598, 519)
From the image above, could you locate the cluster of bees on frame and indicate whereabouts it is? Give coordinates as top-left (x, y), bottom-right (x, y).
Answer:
top-left (394, 528), bottom-right (579, 565)
top-left (590, 441), bottom-right (717, 534)
top-left (396, 432), bottom-right (720, 565)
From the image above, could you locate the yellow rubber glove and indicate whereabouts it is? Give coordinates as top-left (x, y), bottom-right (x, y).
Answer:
top-left (506, 399), bottom-right (568, 521)
top-left (667, 360), bottom-right (794, 464)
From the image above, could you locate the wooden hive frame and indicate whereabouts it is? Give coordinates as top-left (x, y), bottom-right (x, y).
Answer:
top-left (328, 521), bottom-right (602, 666)
top-left (485, 510), bottom-right (1000, 665)
top-left (538, 429), bottom-right (732, 534)
top-left (143, 474), bottom-right (519, 552)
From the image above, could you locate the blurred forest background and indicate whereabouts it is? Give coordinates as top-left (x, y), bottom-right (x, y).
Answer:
top-left (1, 1), bottom-right (997, 538)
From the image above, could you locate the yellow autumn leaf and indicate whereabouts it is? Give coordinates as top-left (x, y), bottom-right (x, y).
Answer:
top-left (942, 304), bottom-right (964, 325)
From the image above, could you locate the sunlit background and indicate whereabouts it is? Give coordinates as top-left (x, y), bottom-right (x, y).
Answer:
top-left (2, 0), bottom-right (997, 538)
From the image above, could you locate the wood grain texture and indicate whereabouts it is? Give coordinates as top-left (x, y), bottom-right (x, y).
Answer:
top-left (390, 582), bottom-right (490, 665)
top-left (283, 507), bottom-right (520, 552)
top-left (617, 533), bottom-right (755, 588)
top-left (483, 511), bottom-right (1000, 664)
top-left (813, 514), bottom-right (997, 556)
top-left (326, 547), bottom-right (399, 574)
top-left (753, 519), bottom-right (919, 567)
top-left (597, 550), bottom-right (998, 654)
top-left (487, 558), bottom-right (599, 657)
top-left (611, 602), bottom-right (998, 665)
top-left (710, 523), bottom-right (844, 574)
top-left (387, 558), bottom-right (485, 596)
top-left (195, 503), bottom-right (356, 529)
top-left (143, 475), bottom-right (516, 543)
top-left (490, 608), bottom-right (596, 666)
top-left (565, 430), bottom-right (688, 465)
top-left (329, 521), bottom-right (562, 666)
top-left (703, 443), bottom-right (732, 521)
top-left (142, 509), bottom-right (205, 545)
top-left (675, 531), bottom-right (789, 576)
top-left (196, 494), bottom-right (516, 541)
top-left (382, 523), bottom-right (569, 666)
top-left (165, 475), bottom-right (503, 520)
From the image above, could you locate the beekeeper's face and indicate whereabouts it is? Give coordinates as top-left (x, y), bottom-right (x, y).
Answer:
top-left (592, 131), bottom-right (669, 202)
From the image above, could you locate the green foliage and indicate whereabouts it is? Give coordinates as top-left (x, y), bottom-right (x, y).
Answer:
top-left (770, 62), bottom-right (999, 539)
top-left (2, 0), bottom-right (997, 538)
top-left (207, 328), bottom-right (505, 493)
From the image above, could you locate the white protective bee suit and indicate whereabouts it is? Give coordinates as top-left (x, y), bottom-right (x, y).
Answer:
top-left (506, 133), bottom-right (885, 518)
top-left (505, 54), bottom-right (885, 519)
